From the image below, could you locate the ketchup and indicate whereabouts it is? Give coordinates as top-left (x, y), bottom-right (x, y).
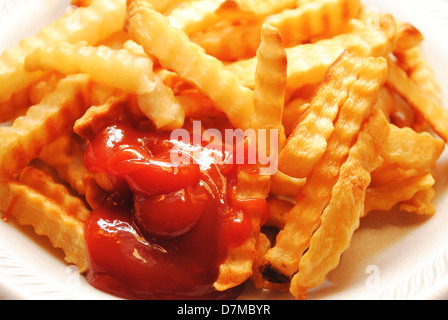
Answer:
top-left (83, 123), bottom-right (268, 300)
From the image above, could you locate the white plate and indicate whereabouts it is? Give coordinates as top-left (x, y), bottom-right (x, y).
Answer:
top-left (1, 0), bottom-right (448, 300)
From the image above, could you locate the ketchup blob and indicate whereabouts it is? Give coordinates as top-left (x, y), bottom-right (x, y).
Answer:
top-left (83, 123), bottom-right (267, 300)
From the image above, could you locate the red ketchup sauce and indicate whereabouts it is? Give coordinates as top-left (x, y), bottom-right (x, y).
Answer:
top-left (83, 123), bottom-right (268, 300)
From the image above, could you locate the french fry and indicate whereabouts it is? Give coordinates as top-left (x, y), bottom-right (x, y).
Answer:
top-left (167, 0), bottom-right (224, 36)
top-left (395, 22), bottom-right (424, 52)
top-left (216, 0), bottom-right (297, 20)
top-left (251, 22), bottom-right (287, 148)
top-left (265, 196), bottom-right (294, 230)
top-left (225, 13), bottom-right (396, 89)
top-left (270, 170), bottom-right (306, 198)
top-left (25, 41), bottom-right (154, 95)
top-left (18, 166), bottom-right (90, 222)
top-left (399, 188), bottom-right (436, 216)
top-left (0, 180), bottom-right (88, 273)
top-left (0, 0), bottom-right (126, 102)
top-left (395, 46), bottom-right (443, 105)
top-left (386, 58), bottom-right (448, 143)
top-left (74, 94), bottom-right (134, 140)
top-left (290, 110), bottom-right (389, 299)
top-left (125, 0), bottom-right (255, 130)
top-left (261, 48), bottom-right (387, 283)
top-left (192, 0), bottom-right (361, 61)
top-left (279, 47), bottom-right (388, 179)
top-left (381, 124), bottom-right (445, 171)
top-left (214, 23), bottom-right (286, 291)
top-left (0, 74), bottom-right (90, 179)
top-left (364, 173), bottom-right (435, 215)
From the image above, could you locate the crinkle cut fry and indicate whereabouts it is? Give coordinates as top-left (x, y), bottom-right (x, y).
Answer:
top-left (0, 74), bottom-right (90, 179)
top-left (386, 58), bottom-right (448, 143)
top-left (278, 44), bottom-right (373, 179)
top-left (192, 0), bottom-right (361, 61)
top-left (291, 110), bottom-right (390, 299)
top-left (125, 0), bottom-right (255, 130)
top-left (260, 49), bottom-right (388, 284)
top-left (0, 180), bottom-right (88, 273)
top-left (0, 0), bottom-right (126, 102)
top-left (214, 23), bottom-right (286, 291)
top-left (225, 13), bottom-right (396, 89)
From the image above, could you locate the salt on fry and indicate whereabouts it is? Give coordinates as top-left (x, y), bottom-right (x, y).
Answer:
top-left (261, 48), bottom-right (387, 283)
top-left (125, 0), bottom-right (255, 130)
top-left (0, 74), bottom-right (90, 179)
top-left (290, 110), bottom-right (389, 299)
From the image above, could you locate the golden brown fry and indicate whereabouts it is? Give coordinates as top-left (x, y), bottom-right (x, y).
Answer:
top-left (74, 94), bottom-right (133, 140)
top-left (399, 188), bottom-right (436, 216)
top-left (261, 49), bottom-right (387, 283)
top-left (265, 196), bottom-right (294, 230)
top-left (278, 47), bottom-right (387, 179)
top-left (270, 170), bottom-right (306, 198)
top-left (386, 58), bottom-right (448, 142)
top-left (167, 0), bottom-right (224, 35)
top-left (395, 22), bottom-right (424, 52)
top-left (0, 180), bottom-right (88, 273)
top-left (214, 23), bottom-right (286, 291)
top-left (290, 110), bottom-right (389, 299)
top-left (251, 23), bottom-right (287, 149)
top-left (193, 0), bottom-right (361, 61)
top-left (381, 124), bottom-right (445, 171)
top-left (395, 46), bottom-right (443, 105)
top-left (125, 0), bottom-right (255, 130)
top-left (19, 166), bottom-right (90, 222)
top-left (364, 173), bottom-right (435, 215)
top-left (25, 41), bottom-right (155, 95)
top-left (0, 0), bottom-right (126, 102)
top-left (0, 74), bottom-right (90, 179)
top-left (217, 0), bottom-right (297, 20)
top-left (225, 13), bottom-right (396, 89)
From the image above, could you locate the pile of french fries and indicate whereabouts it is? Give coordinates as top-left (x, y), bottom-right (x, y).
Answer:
top-left (0, 0), bottom-right (446, 300)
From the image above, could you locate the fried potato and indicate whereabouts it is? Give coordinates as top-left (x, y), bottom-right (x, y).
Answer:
top-left (395, 45), bottom-right (443, 105)
top-left (214, 23), bottom-right (286, 291)
top-left (278, 47), bottom-right (387, 179)
top-left (386, 58), bottom-right (448, 142)
top-left (217, 0), bottom-right (297, 20)
top-left (381, 124), bottom-right (445, 171)
top-left (290, 110), bottom-right (389, 299)
top-left (0, 0), bottom-right (126, 103)
top-left (18, 166), bottom-right (90, 222)
top-left (260, 48), bottom-right (387, 284)
top-left (251, 23), bottom-right (287, 148)
top-left (364, 173), bottom-right (435, 215)
top-left (125, 0), bottom-right (255, 130)
top-left (192, 0), bottom-right (360, 61)
top-left (0, 180), bottom-right (88, 273)
top-left (167, 0), bottom-right (224, 35)
top-left (225, 13), bottom-right (396, 89)
top-left (25, 41), bottom-right (154, 95)
top-left (0, 74), bottom-right (90, 179)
